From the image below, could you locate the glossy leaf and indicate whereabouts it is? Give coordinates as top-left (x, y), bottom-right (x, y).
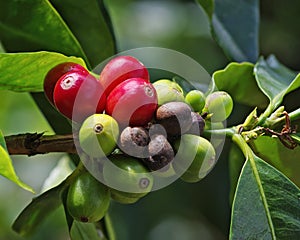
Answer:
top-left (70, 221), bottom-right (107, 240)
top-left (0, 0), bottom-right (87, 61)
top-left (254, 55), bottom-right (300, 110)
top-left (0, 52), bottom-right (85, 92)
top-left (50, 0), bottom-right (116, 68)
top-left (195, 0), bottom-right (214, 20)
top-left (250, 136), bottom-right (300, 187)
top-left (230, 151), bottom-right (300, 239)
top-left (213, 62), bottom-right (268, 107)
top-left (12, 184), bottom-right (66, 236)
top-left (211, 0), bottom-right (259, 62)
top-left (0, 142), bottom-right (34, 193)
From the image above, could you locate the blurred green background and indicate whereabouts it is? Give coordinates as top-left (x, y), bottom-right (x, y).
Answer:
top-left (0, 0), bottom-right (300, 239)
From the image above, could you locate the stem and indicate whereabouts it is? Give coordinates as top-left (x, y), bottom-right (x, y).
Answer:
top-left (289, 108), bottom-right (300, 122)
top-left (256, 102), bottom-right (274, 126)
top-left (4, 133), bottom-right (76, 156)
top-left (203, 127), bottom-right (236, 138)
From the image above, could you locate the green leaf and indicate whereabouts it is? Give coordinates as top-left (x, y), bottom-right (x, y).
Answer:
top-left (212, 62), bottom-right (268, 108)
top-left (50, 0), bottom-right (116, 68)
top-left (0, 130), bottom-right (7, 151)
top-left (211, 0), bottom-right (259, 62)
top-left (195, 0), bottom-right (214, 20)
top-left (70, 221), bottom-right (107, 240)
top-left (230, 135), bottom-right (300, 239)
top-left (250, 136), bottom-right (300, 188)
top-left (12, 184), bottom-right (66, 236)
top-left (0, 51), bottom-right (85, 92)
top-left (0, 0), bottom-right (87, 61)
top-left (254, 55), bottom-right (300, 110)
top-left (0, 142), bottom-right (34, 193)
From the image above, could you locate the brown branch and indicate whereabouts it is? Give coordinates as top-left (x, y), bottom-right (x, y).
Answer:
top-left (4, 133), bottom-right (77, 156)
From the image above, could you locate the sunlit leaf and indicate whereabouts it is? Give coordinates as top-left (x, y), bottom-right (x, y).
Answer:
top-left (50, 0), bottom-right (116, 68)
top-left (250, 136), bottom-right (300, 187)
top-left (0, 139), bottom-right (34, 193)
top-left (230, 153), bottom-right (300, 239)
top-left (254, 55), bottom-right (300, 110)
top-left (0, 0), bottom-right (87, 61)
top-left (213, 62), bottom-right (268, 108)
top-left (0, 52), bottom-right (85, 92)
top-left (12, 184), bottom-right (66, 236)
top-left (211, 0), bottom-right (259, 62)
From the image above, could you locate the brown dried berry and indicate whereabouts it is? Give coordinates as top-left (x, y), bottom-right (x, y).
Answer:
top-left (143, 134), bottom-right (174, 171)
top-left (155, 102), bottom-right (192, 137)
top-left (118, 126), bottom-right (150, 158)
top-left (186, 112), bottom-right (205, 136)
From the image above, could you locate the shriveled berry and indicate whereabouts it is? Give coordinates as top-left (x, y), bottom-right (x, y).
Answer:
top-left (118, 126), bottom-right (150, 158)
top-left (152, 79), bottom-right (185, 106)
top-left (100, 55), bottom-right (150, 96)
top-left (106, 78), bottom-right (158, 127)
top-left (203, 91), bottom-right (233, 122)
top-left (143, 134), bottom-right (174, 171)
top-left (79, 114), bottom-right (119, 158)
top-left (155, 102), bottom-right (192, 137)
top-left (66, 171), bottom-right (110, 223)
top-left (44, 62), bottom-right (88, 105)
top-left (53, 71), bottom-right (106, 122)
top-left (174, 134), bottom-right (216, 183)
top-left (103, 155), bottom-right (153, 204)
top-left (186, 112), bottom-right (205, 136)
top-left (185, 90), bottom-right (206, 112)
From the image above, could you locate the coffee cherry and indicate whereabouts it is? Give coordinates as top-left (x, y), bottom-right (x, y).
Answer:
top-left (118, 126), bottom-right (150, 158)
top-left (53, 71), bottom-right (106, 122)
top-left (143, 134), bottom-right (174, 171)
top-left (100, 55), bottom-right (150, 95)
top-left (152, 79), bottom-right (185, 106)
top-left (103, 155), bottom-right (153, 204)
top-left (186, 112), bottom-right (205, 136)
top-left (44, 62), bottom-right (88, 105)
top-left (203, 91), bottom-right (233, 122)
top-left (155, 102), bottom-right (192, 137)
top-left (66, 171), bottom-right (110, 223)
top-left (185, 90), bottom-right (206, 112)
top-left (106, 78), bottom-right (158, 127)
top-left (79, 114), bottom-right (119, 158)
top-left (174, 134), bottom-right (216, 183)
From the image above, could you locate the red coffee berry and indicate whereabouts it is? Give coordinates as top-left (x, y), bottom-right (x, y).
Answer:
top-left (100, 56), bottom-right (150, 96)
top-left (44, 62), bottom-right (88, 105)
top-left (53, 71), bottom-right (106, 122)
top-left (105, 78), bottom-right (157, 127)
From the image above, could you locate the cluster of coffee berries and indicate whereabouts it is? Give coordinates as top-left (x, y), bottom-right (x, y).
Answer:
top-left (43, 56), bottom-right (233, 223)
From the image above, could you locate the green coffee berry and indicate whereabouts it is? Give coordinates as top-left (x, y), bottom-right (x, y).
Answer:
top-left (79, 114), bottom-right (119, 158)
top-left (174, 134), bottom-right (216, 183)
top-left (66, 171), bottom-right (110, 223)
top-left (103, 155), bottom-right (153, 204)
top-left (203, 91), bottom-right (233, 122)
top-left (153, 79), bottom-right (185, 106)
top-left (185, 90), bottom-right (206, 112)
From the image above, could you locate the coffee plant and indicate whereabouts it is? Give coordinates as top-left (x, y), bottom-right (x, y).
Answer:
top-left (0, 0), bottom-right (300, 239)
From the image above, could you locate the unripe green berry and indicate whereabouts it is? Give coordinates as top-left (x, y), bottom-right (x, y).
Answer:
top-left (153, 79), bottom-right (185, 106)
top-left (79, 114), bottom-right (119, 158)
top-left (66, 171), bottom-right (110, 223)
top-left (203, 91), bottom-right (233, 122)
top-left (185, 90), bottom-right (206, 112)
top-left (174, 134), bottom-right (216, 183)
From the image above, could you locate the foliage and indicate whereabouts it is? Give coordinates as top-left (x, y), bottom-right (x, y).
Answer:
top-left (0, 0), bottom-right (300, 239)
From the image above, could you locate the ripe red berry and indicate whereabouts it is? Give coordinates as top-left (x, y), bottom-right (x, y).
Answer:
top-left (100, 56), bottom-right (150, 96)
top-left (44, 62), bottom-right (88, 105)
top-left (105, 78), bottom-right (157, 126)
top-left (53, 71), bottom-right (106, 122)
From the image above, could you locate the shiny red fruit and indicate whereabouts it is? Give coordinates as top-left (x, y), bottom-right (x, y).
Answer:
top-left (100, 56), bottom-right (150, 96)
top-left (53, 71), bottom-right (106, 122)
top-left (105, 78), bottom-right (157, 126)
top-left (44, 62), bottom-right (88, 105)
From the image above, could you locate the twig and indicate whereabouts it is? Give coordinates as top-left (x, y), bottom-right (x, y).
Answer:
top-left (4, 133), bottom-right (77, 156)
